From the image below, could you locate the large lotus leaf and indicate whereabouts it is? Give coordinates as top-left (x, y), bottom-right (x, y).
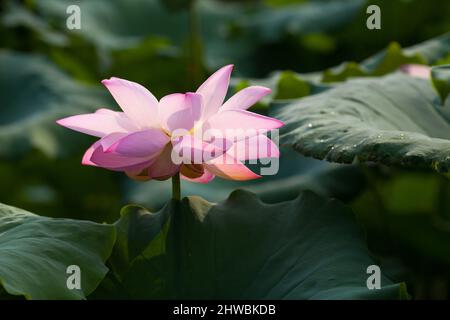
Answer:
top-left (0, 203), bottom-right (116, 299)
top-left (0, 50), bottom-right (110, 159)
top-left (125, 148), bottom-right (365, 210)
top-left (107, 190), bottom-right (407, 299)
top-left (273, 72), bottom-right (450, 173)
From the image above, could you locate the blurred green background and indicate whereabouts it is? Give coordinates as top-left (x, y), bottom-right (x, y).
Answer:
top-left (1, 0), bottom-right (450, 299)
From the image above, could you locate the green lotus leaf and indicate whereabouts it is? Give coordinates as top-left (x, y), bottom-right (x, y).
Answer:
top-left (107, 190), bottom-right (407, 299)
top-left (273, 73), bottom-right (450, 173)
top-left (0, 203), bottom-right (116, 299)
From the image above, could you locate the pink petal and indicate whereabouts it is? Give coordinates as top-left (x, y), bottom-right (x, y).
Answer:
top-left (99, 132), bottom-right (129, 150)
top-left (205, 110), bottom-right (284, 135)
top-left (205, 153), bottom-right (261, 181)
top-left (107, 129), bottom-right (169, 157)
top-left (89, 144), bottom-right (156, 171)
top-left (56, 112), bottom-right (133, 137)
top-left (102, 77), bottom-right (159, 128)
top-left (181, 168), bottom-right (215, 183)
top-left (230, 134), bottom-right (280, 161)
top-left (400, 64), bottom-right (431, 79)
top-left (95, 108), bottom-right (117, 115)
top-left (196, 65), bottom-right (233, 120)
top-left (221, 86), bottom-right (271, 111)
top-left (90, 154), bottom-right (152, 171)
top-left (96, 109), bottom-right (139, 132)
top-left (159, 92), bottom-right (202, 132)
top-left (82, 141), bottom-right (101, 166)
top-left (147, 143), bottom-right (180, 180)
top-left (172, 135), bottom-right (230, 164)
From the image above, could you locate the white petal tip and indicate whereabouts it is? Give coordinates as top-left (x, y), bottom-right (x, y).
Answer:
top-left (55, 118), bottom-right (70, 128)
top-left (101, 78), bottom-right (120, 86)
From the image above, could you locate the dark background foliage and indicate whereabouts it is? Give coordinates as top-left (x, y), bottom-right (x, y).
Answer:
top-left (1, 0), bottom-right (450, 299)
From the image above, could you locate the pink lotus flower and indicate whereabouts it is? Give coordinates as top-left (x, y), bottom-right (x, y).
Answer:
top-left (57, 65), bottom-right (283, 183)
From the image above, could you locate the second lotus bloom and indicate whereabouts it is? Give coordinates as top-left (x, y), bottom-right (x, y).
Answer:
top-left (57, 65), bottom-right (283, 183)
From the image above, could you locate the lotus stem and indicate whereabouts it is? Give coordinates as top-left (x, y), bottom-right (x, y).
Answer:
top-left (172, 173), bottom-right (181, 201)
